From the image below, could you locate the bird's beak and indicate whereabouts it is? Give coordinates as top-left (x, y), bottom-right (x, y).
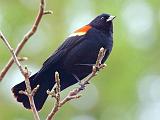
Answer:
top-left (106, 16), bottom-right (116, 22)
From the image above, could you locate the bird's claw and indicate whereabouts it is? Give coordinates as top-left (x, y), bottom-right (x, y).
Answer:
top-left (85, 81), bottom-right (90, 84)
top-left (79, 82), bottom-right (86, 90)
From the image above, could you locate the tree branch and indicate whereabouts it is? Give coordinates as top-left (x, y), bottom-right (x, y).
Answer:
top-left (0, 0), bottom-right (52, 81)
top-left (1, 1), bottom-right (108, 119)
top-left (0, 0), bottom-right (52, 119)
top-left (46, 72), bottom-right (61, 120)
top-left (0, 32), bottom-right (25, 75)
top-left (46, 47), bottom-right (107, 120)
top-left (0, 32), bottom-right (40, 120)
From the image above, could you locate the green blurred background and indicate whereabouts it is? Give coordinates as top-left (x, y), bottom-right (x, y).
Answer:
top-left (0, 0), bottom-right (160, 120)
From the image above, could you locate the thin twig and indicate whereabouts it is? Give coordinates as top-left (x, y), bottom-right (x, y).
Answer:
top-left (0, 32), bottom-right (40, 120)
top-left (0, 0), bottom-right (52, 81)
top-left (46, 72), bottom-right (61, 120)
top-left (44, 10), bottom-right (53, 15)
top-left (46, 47), bottom-right (107, 120)
top-left (81, 48), bottom-right (107, 86)
top-left (0, 32), bottom-right (25, 75)
top-left (17, 57), bottom-right (28, 61)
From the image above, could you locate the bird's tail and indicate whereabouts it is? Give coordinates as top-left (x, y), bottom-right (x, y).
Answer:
top-left (12, 70), bottom-right (77, 111)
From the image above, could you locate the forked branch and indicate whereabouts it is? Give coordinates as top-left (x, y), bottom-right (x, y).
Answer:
top-left (0, 0), bottom-right (53, 119)
top-left (46, 47), bottom-right (106, 120)
top-left (0, 32), bottom-right (40, 120)
top-left (0, 0), bottom-right (52, 81)
top-left (0, 1), bottom-right (107, 120)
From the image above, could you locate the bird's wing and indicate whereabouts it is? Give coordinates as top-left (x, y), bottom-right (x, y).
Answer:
top-left (40, 25), bottom-right (92, 71)
top-left (43, 36), bottom-right (84, 66)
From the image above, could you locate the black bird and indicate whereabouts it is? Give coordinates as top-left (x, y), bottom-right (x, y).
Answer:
top-left (12, 13), bottom-right (115, 111)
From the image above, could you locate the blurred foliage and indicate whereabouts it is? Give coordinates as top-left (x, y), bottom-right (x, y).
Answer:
top-left (0, 0), bottom-right (160, 120)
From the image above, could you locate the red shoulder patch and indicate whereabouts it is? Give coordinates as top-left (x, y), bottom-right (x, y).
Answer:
top-left (69, 25), bottom-right (92, 37)
top-left (74, 25), bottom-right (92, 33)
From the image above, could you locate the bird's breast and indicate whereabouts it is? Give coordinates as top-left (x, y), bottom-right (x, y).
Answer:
top-left (61, 28), bottom-right (113, 79)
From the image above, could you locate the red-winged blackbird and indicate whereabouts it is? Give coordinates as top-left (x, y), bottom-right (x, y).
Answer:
top-left (12, 13), bottom-right (115, 111)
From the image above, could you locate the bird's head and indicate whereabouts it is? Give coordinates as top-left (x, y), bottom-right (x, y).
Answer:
top-left (89, 13), bottom-right (116, 34)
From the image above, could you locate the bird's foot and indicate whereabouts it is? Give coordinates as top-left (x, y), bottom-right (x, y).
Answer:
top-left (95, 63), bottom-right (107, 71)
top-left (79, 82), bottom-right (86, 90)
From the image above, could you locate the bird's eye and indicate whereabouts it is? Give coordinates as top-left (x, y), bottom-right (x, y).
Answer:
top-left (101, 17), bottom-right (104, 20)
